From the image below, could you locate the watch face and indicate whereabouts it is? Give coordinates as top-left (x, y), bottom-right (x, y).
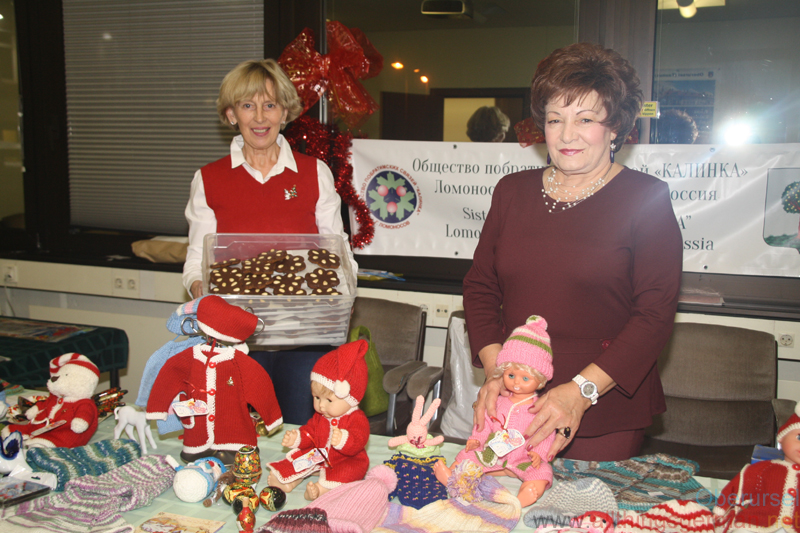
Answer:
top-left (581, 382), bottom-right (597, 397)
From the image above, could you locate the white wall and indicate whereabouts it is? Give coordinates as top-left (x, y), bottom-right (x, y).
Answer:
top-left (1, 259), bottom-right (798, 403)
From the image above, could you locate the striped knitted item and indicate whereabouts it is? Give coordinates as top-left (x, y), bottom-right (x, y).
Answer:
top-left (374, 473), bottom-right (521, 533)
top-left (615, 499), bottom-right (715, 533)
top-left (0, 454), bottom-right (175, 533)
top-left (26, 438), bottom-right (141, 491)
top-left (524, 478), bottom-right (619, 530)
top-left (496, 315), bottom-right (553, 380)
top-left (553, 453), bottom-right (708, 512)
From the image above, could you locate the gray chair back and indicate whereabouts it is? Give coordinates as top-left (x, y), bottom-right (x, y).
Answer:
top-left (349, 297), bottom-right (426, 366)
top-left (648, 322), bottom-right (777, 447)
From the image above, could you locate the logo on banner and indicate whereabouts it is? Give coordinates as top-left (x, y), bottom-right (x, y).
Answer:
top-left (362, 166), bottom-right (421, 228)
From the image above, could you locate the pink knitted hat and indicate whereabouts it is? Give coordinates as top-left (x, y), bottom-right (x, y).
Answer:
top-left (496, 315), bottom-right (554, 380)
top-left (308, 465), bottom-right (397, 533)
top-left (310, 340), bottom-right (369, 407)
top-left (778, 402), bottom-right (800, 442)
top-left (50, 353), bottom-right (100, 378)
top-left (196, 295), bottom-right (258, 344)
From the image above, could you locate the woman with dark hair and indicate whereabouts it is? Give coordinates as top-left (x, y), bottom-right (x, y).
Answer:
top-left (467, 106), bottom-right (510, 142)
top-left (464, 43), bottom-right (683, 461)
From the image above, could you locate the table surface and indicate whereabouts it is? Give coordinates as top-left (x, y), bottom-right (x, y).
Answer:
top-left (7, 390), bottom-right (724, 533)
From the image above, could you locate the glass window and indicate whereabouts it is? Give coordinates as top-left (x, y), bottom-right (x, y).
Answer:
top-left (0, 0), bottom-right (22, 238)
top-left (653, 0), bottom-right (800, 144)
top-left (325, 0), bottom-right (577, 141)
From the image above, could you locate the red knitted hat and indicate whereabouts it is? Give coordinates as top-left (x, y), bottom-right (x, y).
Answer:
top-left (778, 402), bottom-right (800, 442)
top-left (496, 315), bottom-right (554, 381)
top-left (49, 352), bottom-right (100, 378)
top-left (310, 340), bottom-right (369, 407)
top-left (196, 295), bottom-right (258, 344)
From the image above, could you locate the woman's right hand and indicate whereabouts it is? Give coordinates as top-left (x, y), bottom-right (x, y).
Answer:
top-left (190, 280), bottom-right (203, 299)
top-left (473, 343), bottom-right (505, 431)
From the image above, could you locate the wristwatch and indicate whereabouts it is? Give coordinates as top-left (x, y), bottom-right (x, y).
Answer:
top-left (572, 374), bottom-right (599, 405)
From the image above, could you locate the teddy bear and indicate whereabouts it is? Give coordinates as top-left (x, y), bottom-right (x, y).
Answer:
top-left (2, 353), bottom-right (100, 448)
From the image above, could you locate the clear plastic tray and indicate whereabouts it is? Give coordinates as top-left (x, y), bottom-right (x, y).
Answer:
top-left (202, 233), bottom-right (356, 346)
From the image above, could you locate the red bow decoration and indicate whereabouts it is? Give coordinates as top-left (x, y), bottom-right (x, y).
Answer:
top-left (279, 21), bottom-right (383, 130)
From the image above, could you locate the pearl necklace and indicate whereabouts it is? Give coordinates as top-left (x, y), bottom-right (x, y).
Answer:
top-left (541, 165), bottom-right (613, 213)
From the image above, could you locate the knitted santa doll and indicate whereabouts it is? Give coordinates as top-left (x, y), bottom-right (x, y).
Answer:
top-left (146, 295), bottom-right (282, 463)
top-left (2, 353), bottom-right (99, 448)
top-left (266, 340), bottom-right (371, 501)
top-left (714, 401), bottom-right (800, 532)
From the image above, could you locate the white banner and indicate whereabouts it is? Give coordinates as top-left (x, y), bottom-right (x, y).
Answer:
top-left (350, 139), bottom-right (800, 278)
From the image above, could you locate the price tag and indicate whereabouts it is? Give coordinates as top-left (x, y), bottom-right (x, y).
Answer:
top-left (171, 399), bottom-right (208, 417)
top-left (292, 448), bottom-right (328, 472)
top-left (487, 428), bottom-right (525, 457)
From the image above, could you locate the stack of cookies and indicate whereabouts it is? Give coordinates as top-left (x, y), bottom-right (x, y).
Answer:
top-left (208, 248), bottom-right (343, 297)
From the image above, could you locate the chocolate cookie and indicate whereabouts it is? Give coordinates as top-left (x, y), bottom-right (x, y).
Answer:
top-left (311, 286), bottom-right (342, 296)
top-left (273, 274), bottom-right (306, 295)
top-left (242, 258), bottom-right (275, 277)
top-left (258, 249), bottom-right (288, 264)
top-left (305, 268), bottom-right (340, 290)
top-left (307, 249), bottom-right (340, 269)
top-left (210, 258), bottom-right (240, 270)
top-left (275, 254), bottom-right (306, 274)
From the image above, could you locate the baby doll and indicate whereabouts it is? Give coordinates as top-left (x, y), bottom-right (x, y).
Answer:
top-left (714, 401), bottom-right (800, 532)
top-left (434, 315), bottom-right (556, 507)
top-left (267, 340), bottom-right (371, 501)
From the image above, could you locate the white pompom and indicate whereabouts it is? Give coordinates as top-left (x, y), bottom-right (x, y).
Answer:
top-left (333, 380), bottom-right (350, 399)
top-left (795, 401), bottom-right (800, 417)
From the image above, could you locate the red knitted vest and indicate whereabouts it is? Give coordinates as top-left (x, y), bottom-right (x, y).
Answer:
top-left (201, 151), bottom-right (320, 234)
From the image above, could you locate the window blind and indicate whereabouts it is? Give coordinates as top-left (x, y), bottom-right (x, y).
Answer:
top-left (63, 0), bottom-right (264, 234)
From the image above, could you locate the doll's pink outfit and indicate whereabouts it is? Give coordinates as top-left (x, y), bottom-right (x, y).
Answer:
top-left (456, 394), bottom-right (554, 486)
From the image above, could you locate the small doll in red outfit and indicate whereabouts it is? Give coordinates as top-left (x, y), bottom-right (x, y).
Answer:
top-left (433, 315), bottom-right (556, 507)
top-left (266, 340), bottom-right (370, 501)
top-left (2, 353), bottom-right (99, 448)
top-left (714, 401), bottom-right (800, 532)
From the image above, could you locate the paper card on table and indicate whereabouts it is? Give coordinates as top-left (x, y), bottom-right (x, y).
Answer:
top-left (135, 511), bottom-right (225, 533)
top-left (292, 447), bottom-right (328, 471)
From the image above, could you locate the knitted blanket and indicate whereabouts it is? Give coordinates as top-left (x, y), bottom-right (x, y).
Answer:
top-left (1, 454), bottom-right (174, 533)
top-left (374, 474), bottom-right (521, 533)
top-left (26, 439), bottom-right (142, 491)
top-left (552, 453), bottom-right (709, 512)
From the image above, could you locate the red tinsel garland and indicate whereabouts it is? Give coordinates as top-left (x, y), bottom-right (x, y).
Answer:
top-left (283, 115), bottom-right (374, 249)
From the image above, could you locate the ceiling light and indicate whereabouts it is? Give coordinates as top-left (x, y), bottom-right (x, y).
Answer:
top-left (391, 62), bottom-right (404, 70)
top-left (420, 76), bottom-right (429, 84)
top-left (677, 0), bottom-right (697, 18)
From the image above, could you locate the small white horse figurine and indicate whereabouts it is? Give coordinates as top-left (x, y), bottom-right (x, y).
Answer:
top-left (114, 405), bottom-right (157, 454)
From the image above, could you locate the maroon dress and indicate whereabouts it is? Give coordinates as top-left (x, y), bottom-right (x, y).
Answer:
top-left (463, 167), bottom-right (683, 451)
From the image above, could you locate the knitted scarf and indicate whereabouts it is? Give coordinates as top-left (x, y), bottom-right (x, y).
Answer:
top-left (0, 454), bottom-right (174, 533)
top-left (26, 439), bottom-right (141, 491)
top-left (552, 453), bottom-right (709, 511)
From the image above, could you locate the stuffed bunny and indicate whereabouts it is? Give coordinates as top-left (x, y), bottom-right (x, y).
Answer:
top-left (383, 396), bottom-right (448, 509)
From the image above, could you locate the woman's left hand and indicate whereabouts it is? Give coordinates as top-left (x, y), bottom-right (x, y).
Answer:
top-left (525, 382), bottom-right (591, 461)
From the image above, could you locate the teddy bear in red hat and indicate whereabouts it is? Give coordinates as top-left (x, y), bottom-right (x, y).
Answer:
top-left (714, 401), bottom-right (800, 532)
top-left (266, 339), bottom-right (371, 501)
top-left (2, 353), bottom-right (100, 448)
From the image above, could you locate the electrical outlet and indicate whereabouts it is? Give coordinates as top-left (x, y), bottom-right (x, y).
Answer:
top-left (779, 334), bottom-right (795, 348)
top-left (111, 270), bottom-right (140, 298)
top-left (435, 303), bottom-right (449, 318)
top-left (2, 265), bottom-right (18, 284)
